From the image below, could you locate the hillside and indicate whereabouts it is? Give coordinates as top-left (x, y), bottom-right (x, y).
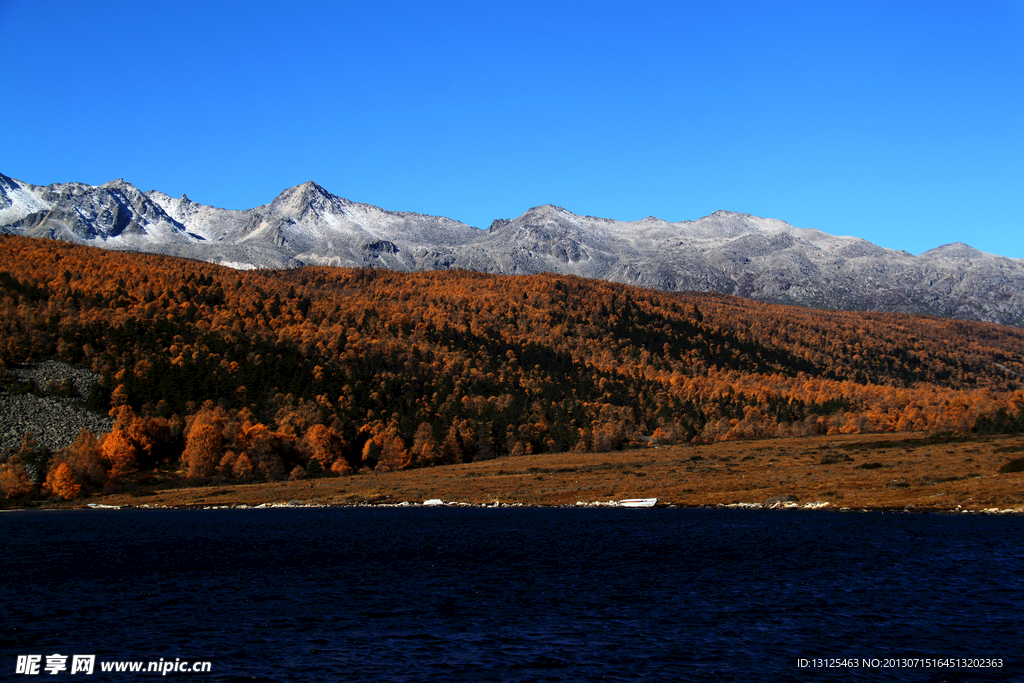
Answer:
top-left (1, 235), bottom-right (1022, 505)
top-left (4, 173), bottom-right (1024, 326)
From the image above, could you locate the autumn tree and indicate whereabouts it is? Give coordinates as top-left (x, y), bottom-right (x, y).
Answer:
top-left (101, 428), bottom-right (138, 478)
top-left (232, 452), bottom-right (255, 480)
top-left (44, 462), bottom-right (81, 500)
top-left (182, 423), bottom-right (222, 478)
top-left (361, 439), bottom-right (380, 470)
top-left (411, 422), bottom-right (438, 466)
top-left (439, 424), bottom-right (463, 464)
top-left (0, 456), bottom-right (34, 501)
top-left (374, 420), bottom-right (411, 472)
top-left (238, 422), bottom-right (286, 480)
top-left (304, 423), bottom-right (345, 472)
top-left (62, 430), bottom-right (107, 488)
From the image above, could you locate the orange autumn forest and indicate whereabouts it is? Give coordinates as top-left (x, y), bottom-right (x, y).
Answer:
top-left (1, 234), bottom-right (1023, 503)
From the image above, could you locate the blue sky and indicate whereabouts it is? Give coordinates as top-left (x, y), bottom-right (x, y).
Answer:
top-left (2, 0), bottom-right (1022, 257)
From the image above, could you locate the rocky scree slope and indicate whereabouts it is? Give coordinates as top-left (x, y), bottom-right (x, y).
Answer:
top-left (0, 360), bottom-right (113, 456)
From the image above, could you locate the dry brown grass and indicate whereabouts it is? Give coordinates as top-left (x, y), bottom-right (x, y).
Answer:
top-left (73, 431), bottom-right (1024, 512)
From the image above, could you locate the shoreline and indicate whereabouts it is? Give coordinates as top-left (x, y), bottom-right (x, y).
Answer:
top-left (8, 431), bottom-right (1024, 516)
top-left (8, 500), bottom-right (1023, 515)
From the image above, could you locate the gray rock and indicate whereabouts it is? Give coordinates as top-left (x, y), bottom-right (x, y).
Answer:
top-left (0, 361), bottom-right (112, 454)
top-left (765, 494), bottom-right (800, 508)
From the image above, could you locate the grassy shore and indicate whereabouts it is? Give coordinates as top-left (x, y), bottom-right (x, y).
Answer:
top-left (25, 431), bottom-right (1024, 512)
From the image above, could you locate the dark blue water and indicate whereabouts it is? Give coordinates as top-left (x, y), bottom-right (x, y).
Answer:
top-left (1, 508), bottom-right (1021, 682)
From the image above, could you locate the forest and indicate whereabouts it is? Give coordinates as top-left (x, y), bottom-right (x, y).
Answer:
top-left (1, 234), bottom-right (1023, 502)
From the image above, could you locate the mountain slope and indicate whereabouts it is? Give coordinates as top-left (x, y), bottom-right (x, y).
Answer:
top-left (1, 235), bottom-right (1023, 502)
top-left (3, 172), bottom-right (1023, 325)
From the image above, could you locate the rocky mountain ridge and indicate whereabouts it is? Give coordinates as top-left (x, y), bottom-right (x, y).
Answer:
top-left (2, 172), bottom-right (1023, 326)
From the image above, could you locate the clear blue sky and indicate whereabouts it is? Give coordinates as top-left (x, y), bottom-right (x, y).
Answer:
top-left (2, 0), bottom-right (1022, 257)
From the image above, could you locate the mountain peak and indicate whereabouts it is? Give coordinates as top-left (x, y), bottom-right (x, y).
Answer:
top-left (522, 204), bottom-right (580, 220)
top-left (298, 180), bottom-right (326, 193)
top-left (703, 210), bottom-right (754, 220)
top-left (272, 180), bottom-right (337, 207)
top-left (921, 242), bottom-right (989, 259)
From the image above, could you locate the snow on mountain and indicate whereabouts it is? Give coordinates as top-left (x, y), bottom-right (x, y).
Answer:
top-left (2, 172), bottom-right (1023, 326)
top-left (0, 173), bottom-right (195, 248)
top-left (0, 173), bottom-right (52, 225)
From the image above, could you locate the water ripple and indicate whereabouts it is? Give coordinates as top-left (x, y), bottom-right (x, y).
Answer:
top-left (2, 508), bottom-right (1021, 682)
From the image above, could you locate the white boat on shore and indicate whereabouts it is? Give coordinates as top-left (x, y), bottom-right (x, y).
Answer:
top-left (619, 498), bottom-right (658, 508)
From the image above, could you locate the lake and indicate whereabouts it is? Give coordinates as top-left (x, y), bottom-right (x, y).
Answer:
top-left (1, 507), bottom-right (1020, 681)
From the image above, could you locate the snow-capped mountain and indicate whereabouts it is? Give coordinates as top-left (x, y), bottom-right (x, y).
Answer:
top-left (3, 172), bottom-right (1023, 326)
top-left (0, 175), bottom-right (195, 246)
top-left (463, 206), bottom-right (1024, 326)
